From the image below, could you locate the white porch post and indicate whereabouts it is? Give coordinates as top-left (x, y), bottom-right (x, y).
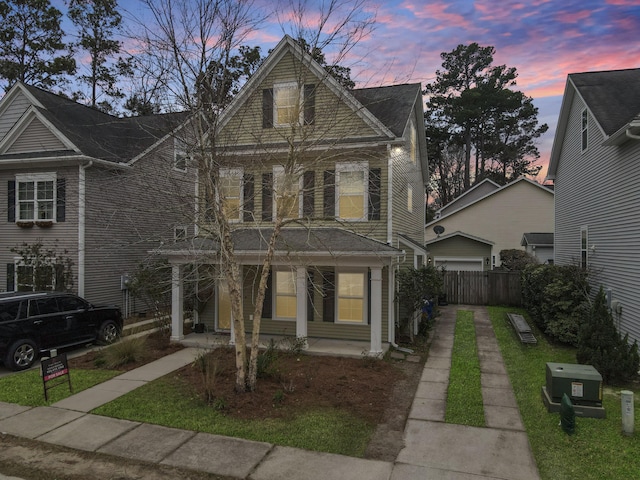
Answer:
top-left (171, 263), bottom-right (184, 342)
top-left (296, 266), bottom-right (308, 346)
top-left (370, 267), bottom-right (383, 354)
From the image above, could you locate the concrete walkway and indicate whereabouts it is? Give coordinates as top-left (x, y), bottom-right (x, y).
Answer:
top-left (0, 305), bottom-right (540, 480)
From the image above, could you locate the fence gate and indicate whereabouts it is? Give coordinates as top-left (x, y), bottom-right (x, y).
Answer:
top-left (442, 270), bottom-right (521, 306)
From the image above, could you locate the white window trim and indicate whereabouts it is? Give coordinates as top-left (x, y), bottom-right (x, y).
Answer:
top-left (581, 109), bottom-right (588, 153)
top-left (219, 167), bottom-right (244, 222)
top-left (15, 172), bottom-right (57, 222)
top-left (580, 226), bottom-right (588, 268)
top-left (274, 81), bottom-right (303, 127)
top-left (273, 165), bottom-right (303, 220)
top-left (174, 137), bottom-right (188, 172)
top-left (273, 269), bottom-right (297, 321)
top-left (335, 269), bottom-right (368, 325)
top-left (336, 161), bottom-right (368, 221)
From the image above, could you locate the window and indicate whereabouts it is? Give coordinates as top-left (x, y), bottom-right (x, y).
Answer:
top-left (409, 120), bottom-right (417, 164)
top-left (337, 271), bottom-right (366, 323)
top-left (16, 173), bottom-right (55, 221)
top-left (174, 137), bottom-right (188, 172)
top-left (174, 226), bottom-right (187, 241)
top-left (219, 168), bottom-right (243, 221)
top-left (274, 82), bottom-right (301, 126)
top-left (336, 163), bottom-right (368, 220)
top-left (16, 262), bottom-right (54, 292)
top-left (581, 109), bottom-right (588, 152)
top-left (581, 226), bottom-right (588, 268)
top-left (274, 270), bottom-right (296, 319)
top-left (273, 166), bottom-right (302, 219)
top-left (407, 184), bottom-right (413, 213)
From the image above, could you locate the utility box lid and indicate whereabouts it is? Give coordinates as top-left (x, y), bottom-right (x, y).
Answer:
top-left (546, 362), bottom-right (602, 406)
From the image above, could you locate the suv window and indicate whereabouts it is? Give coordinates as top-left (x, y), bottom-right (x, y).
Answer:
top-left (58, 296), bottom-right (88, 312)
top-left (0, 300), bottom-right (26, 321)
top-left (30, 298), bottom-right (60, 316)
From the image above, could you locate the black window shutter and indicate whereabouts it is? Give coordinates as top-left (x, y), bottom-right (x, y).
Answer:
top-left (262, 173), bottom-right (273, 221)
top-left (8, 180), bottom-right (15, 222)
top-left (368, 168), bottom-right (381, 220)
top-left (6, 263), bottom-right (15, 292)
top-left (262, 269), bottom-right (272, 319)
top-left (303, 171), bottom-right (315, 217)
top-left (304, 84), bottom-right (316, 125)
top-left (56, 178), bottom-right (66, 222)
top-left (307, 270), bottom-right (315, 322)
top-left (322, 271), bottom-right (335, 322)
top-left (323, 170), bottom-right (335, 217)
top-left (243, 173), bottom-right (254, 222)
top-left (262, 88), bottom-right (274, 128)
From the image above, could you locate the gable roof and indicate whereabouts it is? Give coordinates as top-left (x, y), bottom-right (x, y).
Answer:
top-left (0, 83), bottom-right (188, 164)
top-left (434, 178), bottom-right (500, 219)
top-left (218, 35), bottom-right (409, 141)
top-left (547, 68), bottom-right (640, 179)
top-left (521, 232), bottom-right (554, 247)
top-left (425, 231), bottom-right (494, 246)
top-left (426, 177), bottom-right (553, 227)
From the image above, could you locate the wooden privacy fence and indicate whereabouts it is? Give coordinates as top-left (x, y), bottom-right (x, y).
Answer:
top-left (442, 270), bottom-right (522, 306)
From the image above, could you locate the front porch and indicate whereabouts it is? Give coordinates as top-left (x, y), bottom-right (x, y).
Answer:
top-left (179, 332), bottom-right (390, 359)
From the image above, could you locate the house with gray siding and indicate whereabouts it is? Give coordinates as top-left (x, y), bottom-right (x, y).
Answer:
top-left (546, 67), bottom-right (640, 344)
top-left (159, 36), bottom-right (428, 353)
top-left (0, 83), bottom-right (190, 316)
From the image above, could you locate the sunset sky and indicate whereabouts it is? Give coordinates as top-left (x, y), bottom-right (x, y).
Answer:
top-left (55, 0), bottom-right (640, 180)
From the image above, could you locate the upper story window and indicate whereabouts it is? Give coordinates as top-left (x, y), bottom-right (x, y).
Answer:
top-left (15, 173), bottom-right (56, 221)
top-left (273, 165), bottom-right (302, 219)
top-left (336, 163), bottom-right (368, 221)
top-left (263, 83), bottom-right (316, 128)
top-left (174, 226), bottom-right (187, 241)
top-left (409, 119), bottom-right (417, 164)
top-left (580, 226), bottom-right (588, 268)
top-left (407, 184), bottom-right (413, 213)
top-left (174, 137), bottom-right (188, 172)
top-left (581, 109), bottom-right (588, 152)
top-left (219, 168), bottom-right (243, 221)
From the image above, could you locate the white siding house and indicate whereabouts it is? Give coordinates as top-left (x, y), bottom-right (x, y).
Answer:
top-left (546, 67), bottom-right (640, 343)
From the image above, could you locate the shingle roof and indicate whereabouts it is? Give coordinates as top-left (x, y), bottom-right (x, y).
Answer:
top-left (161, 228), bottom-right (401, 256)
top-left (570, 68), bottom-right (640, 136)
top-left (352, 84), bottom-right (420, 137)
top-left (521, 233), bottom-right (553, 246)
top-left (23, 84), bottom-right (189, 163)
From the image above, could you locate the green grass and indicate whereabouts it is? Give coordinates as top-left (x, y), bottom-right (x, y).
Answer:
top-left (93, 376), bottom-right (374, 457)
top-left (0, 369), bottom-right (120, 406)
top-left (445, 309), bottom-right (485, 426)
top-left (488, 306), bottom-right (640, 480)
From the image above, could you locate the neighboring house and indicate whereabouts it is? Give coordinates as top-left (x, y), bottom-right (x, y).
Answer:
top-left (546, 67), bottom-right (640, 343)
top-left (425, 177), bottom-right (554, 270)
top-left (0, 83), bottom-right (191, 316)
top-left (433, 178), bottom-right (500, 220)
top-left (521, 233), bottom-right (554, 264)
top-left (160, 36), bottom-right (428, 353)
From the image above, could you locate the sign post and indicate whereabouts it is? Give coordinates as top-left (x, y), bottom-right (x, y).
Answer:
top-left (41, 352), bottom-right (72, 401)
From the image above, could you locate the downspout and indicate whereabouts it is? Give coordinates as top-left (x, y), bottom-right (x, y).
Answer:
top-left (78, 161), bottom-right (92, 296)
top-left (626, 128), bottom-right (640, 140)
top-left (387, 144), bottom-right (393, 245)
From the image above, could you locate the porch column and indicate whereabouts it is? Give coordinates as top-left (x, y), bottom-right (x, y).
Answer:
top-left (370, 267), bottom-right (383, 354)
top-left (171, 263), bottom-right (184, 342)
top-left (296, 266), bottom-right (308, 345)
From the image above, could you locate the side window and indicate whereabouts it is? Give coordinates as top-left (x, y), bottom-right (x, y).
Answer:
top-left (31, 297), bottom-right (60, 316)
top-left (407, 184), bottom-right (413, 213)
top-left (581, 109), bottom-right (588, 152)
top-left (581, 226), bottom-right (588, 268)
top-left (58, 296), bottom-right (87, 312)
top-left (0, 301), bottom-right (25, 321)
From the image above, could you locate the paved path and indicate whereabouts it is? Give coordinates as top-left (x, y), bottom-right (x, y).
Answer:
top-left (0, 305), bottom-right (540, 480)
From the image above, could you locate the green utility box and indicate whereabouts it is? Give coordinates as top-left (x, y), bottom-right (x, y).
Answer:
top-left (546, 362), bottom-right (602, 406)
top-left (542, 362), bottom-right (605, 418)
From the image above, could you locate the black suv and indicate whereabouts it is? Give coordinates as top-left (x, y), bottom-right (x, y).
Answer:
top-left (0, 292), bottom-right (123, 371)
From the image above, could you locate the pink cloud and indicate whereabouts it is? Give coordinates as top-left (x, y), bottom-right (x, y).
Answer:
top-left (555, 9), bottom-right (593, 23)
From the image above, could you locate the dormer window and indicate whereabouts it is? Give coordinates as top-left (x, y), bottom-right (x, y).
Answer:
top-left (263, 83), bottom-right (316, 128)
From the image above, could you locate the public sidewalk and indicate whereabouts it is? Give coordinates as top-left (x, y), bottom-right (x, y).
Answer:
top-left (0, 305), bottom-right (540, 480)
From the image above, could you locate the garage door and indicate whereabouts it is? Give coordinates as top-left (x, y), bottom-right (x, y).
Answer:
top-left (434, 258), bottom-right (484, 271)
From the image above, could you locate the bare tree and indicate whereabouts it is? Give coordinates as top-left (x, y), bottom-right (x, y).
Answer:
top-left (131, 0), bottom-right (376, 392)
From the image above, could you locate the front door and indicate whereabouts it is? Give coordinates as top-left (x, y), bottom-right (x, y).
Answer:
top-left (217, 282), bottom-right (232, 330)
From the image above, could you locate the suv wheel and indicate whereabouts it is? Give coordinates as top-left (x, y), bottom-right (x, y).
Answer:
top-left (98, 320), bottom-right (120, 345)
top-left (5, 339), bottom-right (38, 371)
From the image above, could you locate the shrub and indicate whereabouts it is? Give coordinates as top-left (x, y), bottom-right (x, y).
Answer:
top-left (576, 287), bottom-right (640, 384)
top-left (193, 350), bottom-right (219, 404)
top-left (521, 264), bottom-right (589, 345)
top-left (396, 265), bottom-right (444, 339)
top-left (98, 336), bottom-right (147, 368)
top-left (256, 339), bottom-right (280, 378)
top-left (499, 249), bottom-right (538, 271)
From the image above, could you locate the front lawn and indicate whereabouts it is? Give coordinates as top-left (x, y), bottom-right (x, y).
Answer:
top-left (488, 306), bottom-right (640, 480)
